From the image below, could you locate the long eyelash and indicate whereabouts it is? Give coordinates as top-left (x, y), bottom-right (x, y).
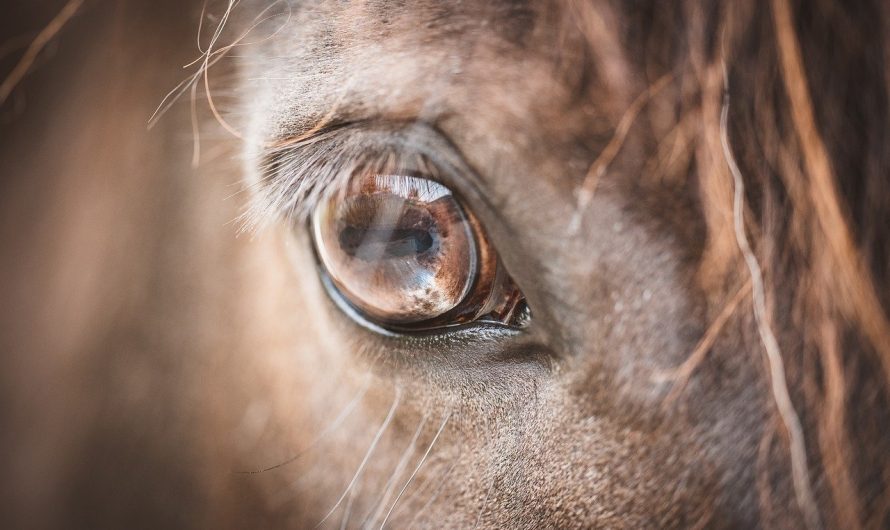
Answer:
top-left (240, 127), bottom-right (435, 233)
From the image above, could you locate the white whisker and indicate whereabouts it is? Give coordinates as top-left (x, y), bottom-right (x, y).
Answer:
top-left (360, 414), bottom-right (429, 528)
top-left (378, 410), bottom-right (451, 529)
top-left (339, 472), bottom-right (362, 530)
top-left (235, 376), bottom-right (371, 474)
top-left (403, 456), bottom-right (460, 528)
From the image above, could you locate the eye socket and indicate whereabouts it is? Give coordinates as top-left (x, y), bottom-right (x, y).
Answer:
top-left (311, 170), bottom-right (529, 332)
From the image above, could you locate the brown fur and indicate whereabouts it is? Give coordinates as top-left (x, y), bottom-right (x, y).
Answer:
top-left (1, 0), bottom-right (888, 528)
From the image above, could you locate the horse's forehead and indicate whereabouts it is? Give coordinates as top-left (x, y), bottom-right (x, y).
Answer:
top-left (245, 0), bottom-right (619, 194)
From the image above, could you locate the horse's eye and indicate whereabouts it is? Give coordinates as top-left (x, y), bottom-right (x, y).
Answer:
top-left (311, 171), bottom-right (529, 332)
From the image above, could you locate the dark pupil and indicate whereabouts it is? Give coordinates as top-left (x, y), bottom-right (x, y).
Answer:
top-left (339, 225), bottom-right (435, 260)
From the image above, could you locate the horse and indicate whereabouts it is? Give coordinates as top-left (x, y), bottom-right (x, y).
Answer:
top-left (1, 1), bottom-right (888, 527)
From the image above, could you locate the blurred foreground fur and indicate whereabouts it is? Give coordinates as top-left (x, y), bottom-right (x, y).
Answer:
top-left (1, 0), bottom-right (889, 528)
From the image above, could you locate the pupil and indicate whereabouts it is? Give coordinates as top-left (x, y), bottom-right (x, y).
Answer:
top-left (339, 225), bottom-right (435, 260)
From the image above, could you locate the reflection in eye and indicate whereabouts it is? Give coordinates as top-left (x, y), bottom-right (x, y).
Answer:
top-left (312, 172), bottom-right (529, 331)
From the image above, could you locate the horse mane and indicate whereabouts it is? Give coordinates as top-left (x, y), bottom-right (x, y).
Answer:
top-left (565, 1), bottom-right (890, 526)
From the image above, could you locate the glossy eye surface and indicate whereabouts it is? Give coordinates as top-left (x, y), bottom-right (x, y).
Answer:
top-left (311, 171), bottom-right (528, 331)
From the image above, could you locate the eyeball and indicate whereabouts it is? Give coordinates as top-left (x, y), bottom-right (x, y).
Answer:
top-left (311, 171), bottom-right (528, 331)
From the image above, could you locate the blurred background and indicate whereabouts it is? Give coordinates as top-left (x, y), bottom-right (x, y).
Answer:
top-left (0, 2), bottom-right (271, 527)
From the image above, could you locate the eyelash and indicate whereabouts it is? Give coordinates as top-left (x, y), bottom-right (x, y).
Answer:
top-left (247, 123), bottom-right (532, 335)
top-left (243, 125), bottom-right (442, 233)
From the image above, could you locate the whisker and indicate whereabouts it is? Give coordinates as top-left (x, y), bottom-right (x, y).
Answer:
top-left (339, 472), bottom-right (363, 530)
top-left (403, 455), bottom-right (460, 528)
top-left (315, 387), bottom-right (402, 528)
top-left (360, 414), bottom-right (429, 528)
top-left (379, 453), bottom-right (444, 518)
top-left (378, 410), bottom-right (451, 529)
top-left (234, 376), bottom-right (371, 474)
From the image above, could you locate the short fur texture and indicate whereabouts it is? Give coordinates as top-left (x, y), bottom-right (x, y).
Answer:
top-left (1, 0), bottom-right (888, 528)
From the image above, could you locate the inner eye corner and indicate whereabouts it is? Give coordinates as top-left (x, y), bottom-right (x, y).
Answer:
top-left (309, 168), bottom-right (529, 334)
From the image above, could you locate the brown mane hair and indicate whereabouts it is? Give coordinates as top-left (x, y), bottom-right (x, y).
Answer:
top-left (564, 0), bottom-right (890, 527)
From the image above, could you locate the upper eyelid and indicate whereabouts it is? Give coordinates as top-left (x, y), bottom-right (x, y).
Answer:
top-left (244, 122), bottom-right (390, 231)
top-left (267, 118), bottom-right (360, 150)
top-left (244, 121), bottom-right (493, 232)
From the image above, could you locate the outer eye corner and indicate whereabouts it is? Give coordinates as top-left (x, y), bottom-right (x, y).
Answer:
top-left (311, 169), bottom-right (528, 334)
